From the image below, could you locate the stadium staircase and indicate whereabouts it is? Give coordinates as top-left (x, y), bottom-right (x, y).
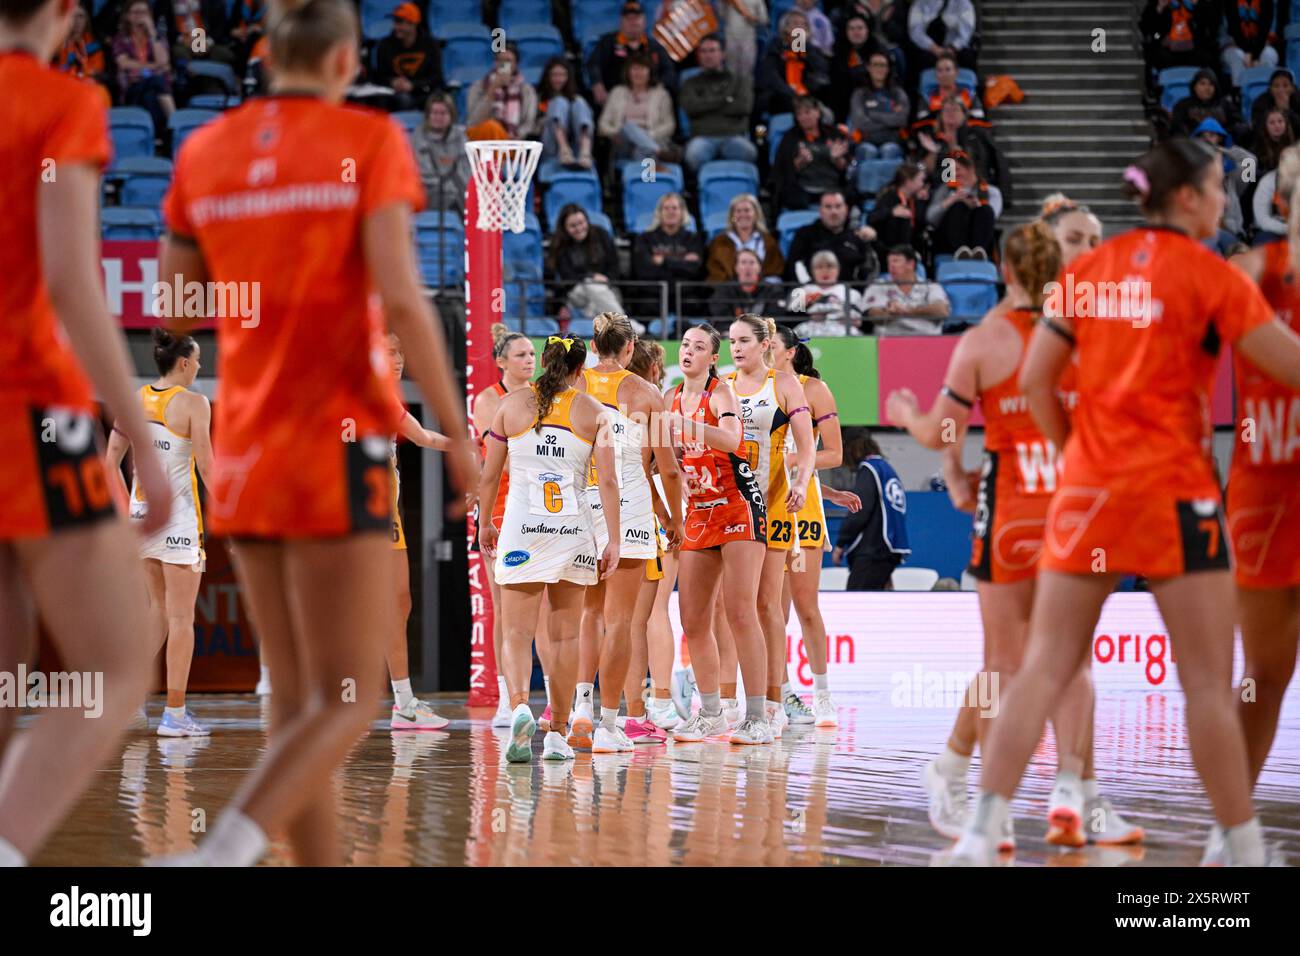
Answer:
top-left (980, 0), bottom-right (1150, 233)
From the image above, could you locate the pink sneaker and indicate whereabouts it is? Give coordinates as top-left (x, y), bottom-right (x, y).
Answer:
top-left (623, 717), bottom-right (667, 745)
top-left (539, 704), bottom-right (553, 733)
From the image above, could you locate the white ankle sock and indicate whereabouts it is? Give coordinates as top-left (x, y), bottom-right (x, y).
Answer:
top-left (970, 792), bottom-right (1009, 836)
top-left (259, 665), bottom-right (271, 683)
top-left (780, 680), bottom-right (791, 699)
top-left (576, 683), bottom-right (595, 711)
top-left (1082, 777), bottom-right (1100, 801)
top-left (1224, 818), bottom-right (1265, 865)
top-left (600, 706), bottom-right (619, 731)
top-left (201, 810), bottom-right (267, 867)
top-left (936, 745), bottom-right (971, 779)
top-left (0, 835), bottom-right (26, 867)
top-left (391, 678), bottom-right (414, 709)
top-left (812, 672), bottom-right (829, 692)
top-left (496, 675), bottom-right (508, 703)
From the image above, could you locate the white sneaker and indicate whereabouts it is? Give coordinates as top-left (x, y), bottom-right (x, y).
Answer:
top-left (764, 701), bottom-right (787, 739)
top-left (1201, 824), bottom-right (1225, 866)
top-left (999, 814), bottom-right (1016, 854)
top-left (721, 697), bottom-right (741, 727)
top-left (505, 704), bottom-right (535, 764)
top-left (1046, 774), bottom-right (1085, 848)
top-left (568, 703), bottom-right (595, 749)
top-left (593, 725), bottom-right (634, 754)
top-left (647, 697), bottom-right (682, 730)
top-left (1085, 796), bottom-right (1145, 845)
top-left (812, 691), bottom-right (837, 728)
top-left (390, 698), bottom-right (450, 731)
top-left (491, 697), bottom-right (513, 729)
top-left (542, 731), bottom-right (574, 761)
top-left (783, 691), bottom-right (815, 725)
top-left (729, 717), bottom-right (773, 745)
top-left (921, 758), bottom-right (968, 841)
top-left (670, 668), bottom-right (697, 720)
top-left (671, 710), bottom-right (729, 742)
top-left (945, 829), bottom-right (999, 866)
top-left (254, 671), bottom-right (272, 696)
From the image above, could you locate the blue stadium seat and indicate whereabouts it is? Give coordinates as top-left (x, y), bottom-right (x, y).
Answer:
top-left (1157, 65), bottom-right (1199, 112)
top-left (498, 0), bottom-right (555, 31)
top-left (185, 59), bottom-right (239, 96)
top-left (393, 110), bottom-right (423, 132)
top-left (119, 171), bottom-right (172, 209)
top-left (676, 67), bottom-right (702, 137)
top-left (620, 160), bottom-right (684, 190)
top-left (441, 23), bottom-right (495, 87)
top-left (1242, 64), bottom-right (1278, 113)
top-left (169, 108), bottom-right (219, 157)
top-left (918, 67), bottom-right (979, 101)
top-left (513, 24), bottom-right (566, 85)
top-left (704, 210), bottom-right (730, 239)
top-left (775, 209), bottom-right (818, 257)
top-left (109, 107), bottom-right (155, 161)
top-left (426, 0), bottom-right (469, 24)
top-left (415, 213), bottom-right (466, 287)
top-left (544, 171), bottom-right (603, 230)
top-left (624, 177), bottom-right (679, 233)
top-left (1288, 23), bottom-right (1300, 71)
top-left (187, 93), bottom-right (238, 110)
top-left (503, 214), bottom-right (544, 273)
top-left (856, 157), bottom-right (902, 196)
top-left (767, 112), bottom-right (794, 163)
top-left (101, 206), bottom-right (162, 241)
top-left (360, 0), bottom-right (402, 42)
top-left (937, 260), bottom-right (999, 320)
top-left (586, 210), bottom-right (614, 234)
top-left (698, 161), bottom-right (761, 222)
top-left (572, 0), bottom-right (620, 45)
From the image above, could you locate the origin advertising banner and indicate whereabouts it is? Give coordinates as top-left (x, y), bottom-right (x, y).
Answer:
top-left (668, 591), bottom-right (1232, 697)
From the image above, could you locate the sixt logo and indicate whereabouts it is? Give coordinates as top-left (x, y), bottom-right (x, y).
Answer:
top-left (724, 524), bottom-right (747, 534)
top-left (502, 550), bottom-right (531, 567)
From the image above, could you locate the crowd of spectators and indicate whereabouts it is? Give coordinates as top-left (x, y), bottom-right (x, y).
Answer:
top-left (80, 0), bottom-right (1010, 334)
top-left (1143, 0), bottom-right (1300, 249)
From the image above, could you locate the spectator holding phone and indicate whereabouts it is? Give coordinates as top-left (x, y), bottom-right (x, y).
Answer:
top-left (113, 0), bottom-right (175, 136)
top-left (466, 43), bottom-right (538, 140)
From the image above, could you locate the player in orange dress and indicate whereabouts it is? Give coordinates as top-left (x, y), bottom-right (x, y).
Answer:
top-left (888, 221), bottom-right (1140, 853)
top-left (0, 0), bottom-right (173, 867)
top-left (951, 139), bottom-right (1300, 866)
top-left (1226, 143), bottom-right (1300, 836)
top-left (666, 324), bottom-right (773, 744)
top-left (156, 0), bottom-right (475, 865)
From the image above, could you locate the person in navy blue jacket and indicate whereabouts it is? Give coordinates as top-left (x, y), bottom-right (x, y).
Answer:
top-left (833, 430), bottom-right (910, 589)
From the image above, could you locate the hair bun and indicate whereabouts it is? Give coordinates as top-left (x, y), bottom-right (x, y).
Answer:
top-left (591, 313), bottom-right (610, 335)
top-left (490, 322), bottom-right (509, 343)
top-left (151, 327), bottom-right (174, 346)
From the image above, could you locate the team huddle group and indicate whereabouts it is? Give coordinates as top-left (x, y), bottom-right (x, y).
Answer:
top-left (5, 0), bottom-right (1300, 870)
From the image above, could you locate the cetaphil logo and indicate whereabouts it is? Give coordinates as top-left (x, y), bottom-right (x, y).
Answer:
top-left (503, 550), bottom-right (531, 567)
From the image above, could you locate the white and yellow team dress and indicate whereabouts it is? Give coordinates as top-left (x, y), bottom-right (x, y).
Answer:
top-left (727, 369), bottom-right (793, 551)
top-left (792, 373), bottom-right (829, 551)
top-left (582, 368), bottom-right (659, 562)
top-left (129, 384), bottom-right (204, 570)
top-left (494, 389), bottom-right (601, 585)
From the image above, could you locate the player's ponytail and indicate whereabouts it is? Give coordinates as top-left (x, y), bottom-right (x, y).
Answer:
top-left (534, 335), bottom-right (586, 432)
top-left (1277, 144), bottom-right (1300, 275)
top-left (775, 325), bottom-right (819, 378)
top-left (591, 311), bottom-right (637, 358)
top-left (628, 339), bottom-right (665, 383)
top-left (1003, 221), bottom-right (1061, 310)
top-left (269, 0), bottom-right (358, 74)
top-left (1120, 138), bottom-right (1217, 218)
top-left (152, 327), bottom-right (197, 376)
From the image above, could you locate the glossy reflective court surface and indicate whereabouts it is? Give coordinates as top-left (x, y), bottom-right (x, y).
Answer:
top-left (32, 684), bottom-right (1300, 867)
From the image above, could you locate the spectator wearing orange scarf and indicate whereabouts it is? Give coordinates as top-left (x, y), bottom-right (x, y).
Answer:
top-left (758, 9), bottom-right (830, 116)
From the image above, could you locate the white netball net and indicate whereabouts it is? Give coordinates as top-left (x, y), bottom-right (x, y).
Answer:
top-left (465, 140), bottom-right (542, 234)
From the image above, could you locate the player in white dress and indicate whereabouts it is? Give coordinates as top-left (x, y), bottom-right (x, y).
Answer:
top-left (570, 313), bottom-right (683, 752)
top-left (479, 335), bottom-right (621, 763)
top-left (105, 329), bottom-right (212, 737)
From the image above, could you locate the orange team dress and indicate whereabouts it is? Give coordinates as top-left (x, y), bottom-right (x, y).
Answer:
top-left (1040, 226), bottom-right (1274, 578)
top-left (0, 52), bottom-right (116, 539)
top-left (967, 308), bottom-right (1079, 583)
top-left (162, 94), bottom-right (422, 537)
top-left (1227, 240), bottom-right (1300, 589)
top-left (481, 380), bottom-right (513, 532)
top-left (670, 377), bottom-right (767, 549)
